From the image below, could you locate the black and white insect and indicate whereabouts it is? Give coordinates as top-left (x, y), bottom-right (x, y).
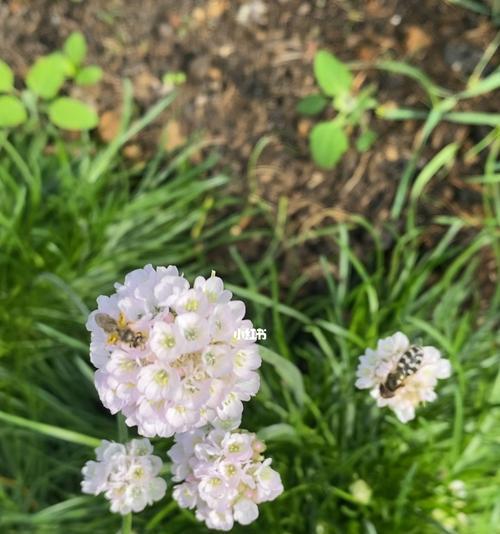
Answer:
top-left (379, 345), bottom-right (424, 398)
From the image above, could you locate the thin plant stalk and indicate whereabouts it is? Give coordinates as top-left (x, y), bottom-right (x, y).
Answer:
top-left (122, 513), bottom-right (133, 534)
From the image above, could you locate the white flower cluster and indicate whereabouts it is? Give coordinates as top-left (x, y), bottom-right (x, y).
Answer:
top-left (168, 427), bottom-right (283, 531)
top-left (86, 265), bottom-right (262, 437)
top-left (81, 439), bottom-right (166, 514)
top-left (355, 332), bottom-right (451, 422)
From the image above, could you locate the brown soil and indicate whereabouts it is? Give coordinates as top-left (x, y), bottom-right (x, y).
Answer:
top-left (0, 1), bottom-right (498, 282)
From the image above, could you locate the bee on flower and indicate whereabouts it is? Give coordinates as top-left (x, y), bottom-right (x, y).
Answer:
top-left (81, 439), bottom-right (166, 514)
top-left (86, 265), bottom-right (262, 437)
top-left (355, 332), bottom-right (452, 422)
top-left (168, 427), bottom-right (283, 531)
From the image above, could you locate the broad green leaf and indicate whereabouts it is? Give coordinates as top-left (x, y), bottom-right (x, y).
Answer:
top-left (26, 55), bottom-right (67, 99)
top-left (0, 60), bottom-right (14, 93)
top-left (49, 52), bottom-right (75, 76)
top-left (48, 97), bottom-right (98, 130)
top-left (310, 121), bottom-right (348, 169)
top-left (0, 95), bottom-right (27, 127)
top-left (260, 346), bottom-right (306, 406)
top-left (356, 129), bottom-right (377, 152)
top-left (296, 94), bottom-right (327, 116)
top-left (162, 71), bottom-right (187, 87)
top-left (314, 50), bottom-right (353, 97)
top-left (75, 65), bottom-right (103, 86)
top-left (63, 31), bottom-right (87, 66)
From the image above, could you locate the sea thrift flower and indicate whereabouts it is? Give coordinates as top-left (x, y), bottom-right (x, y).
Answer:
top-left (81, 439), bottom-right (166, 514)
top-left (355, 332), bottom-right (451, 422)
top-left (168, 427), bottom-right (283, 531)
top-left (349, 479), bottom-right (372, 505)
top-left (86, 265), bottom-right (261, 437)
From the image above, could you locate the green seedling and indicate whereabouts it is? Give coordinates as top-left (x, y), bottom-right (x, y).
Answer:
top-left (297, 50), bottom-right (377, 169)
top-left (0, 32), bottom-right (103, 131)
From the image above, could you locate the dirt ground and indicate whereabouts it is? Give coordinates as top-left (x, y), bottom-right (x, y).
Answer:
top-left (0, 1), bottom-right (498, 279)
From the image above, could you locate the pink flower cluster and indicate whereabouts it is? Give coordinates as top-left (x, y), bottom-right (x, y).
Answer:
top-left (86, 265), bottom-right (262, 437)
top-left (81, 439), bottom-right (166, 514)
top-left (168, 427), bottom-right (283, 531)
top-left (84, 265), bottom-right (283, 526)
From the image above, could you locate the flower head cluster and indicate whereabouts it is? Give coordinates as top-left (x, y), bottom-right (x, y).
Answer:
top-left (86, 265), bottom-right (261, 437)
top-left (168, 427), bottom-right (283, 531)
top-left (355, 332), bottom-right (451, 422)
top-left (81, 439), bottom-right (166, 514)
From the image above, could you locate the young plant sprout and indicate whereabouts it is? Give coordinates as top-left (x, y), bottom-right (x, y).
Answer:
top-left (81, 439), bottom-right (166, 514)
top-left (297, 49), bottom-right (377, 169)
top-left (86, 265), bottom-right (262, 437)
top-left (355, 332), bottom-right (452, 422)
top-left (168, 427), bottom-right (283, 531)
top-left (0, 32), bottom-right (102, 130)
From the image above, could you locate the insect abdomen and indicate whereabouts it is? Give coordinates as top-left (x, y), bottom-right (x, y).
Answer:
top-left (397, 345), bottom-right (424, 376)
top-left (379, 345), bottom-right (424, 398)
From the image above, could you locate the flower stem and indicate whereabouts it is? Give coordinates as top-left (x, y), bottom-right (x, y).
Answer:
top-left (117, 414), bottom-right (128, 443)
top-left (122, 512), bottom-right (133, 534)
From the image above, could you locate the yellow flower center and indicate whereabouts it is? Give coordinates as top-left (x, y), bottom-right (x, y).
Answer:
top-left (162, 335), bottom-right (176, 348)
top-left (185, 299), bottom-right (199, 312)
top-left (154, 370), bottom-right (169, 385)
top-left (133, 467), bottom-right (144, 479)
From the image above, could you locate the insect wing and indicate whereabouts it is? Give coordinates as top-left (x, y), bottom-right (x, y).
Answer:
top-left (95, 313), bottom-right (118, 333)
